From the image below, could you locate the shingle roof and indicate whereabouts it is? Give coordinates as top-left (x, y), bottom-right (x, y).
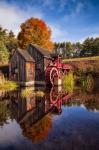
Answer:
top-left (17, 49), bottom-right (35, 62)
top-left (30, 44), bottom-right (52, 58)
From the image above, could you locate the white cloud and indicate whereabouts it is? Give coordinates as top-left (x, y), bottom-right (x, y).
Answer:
top-left (60, 0), bottom-right (68, 9)
top-left (0, 1), bottom-right (44, 35)
top-left (42, 0), bottom-right (55, 10)
top-left (42, 0), bottom-right (68, 11)
top-left (64, 2), bottom-right (84, 21)
top-left (75, 2), bottom-right (83, 14)
top-left (48, 23), bottom-right (68, 42)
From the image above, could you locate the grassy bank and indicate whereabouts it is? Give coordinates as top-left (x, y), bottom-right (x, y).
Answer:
top-left (62, 71), bottom-right (96, 93)
top-left (63, 56), bottom-right (99, 63)
top-left (0, 80), bottom-right (18, 90)
top-left (21, 87), bottom-right (45, 98)
top-left (63, 72), bottom-right (75, 93)
top-left (63, 56), bottom-right (99, 74)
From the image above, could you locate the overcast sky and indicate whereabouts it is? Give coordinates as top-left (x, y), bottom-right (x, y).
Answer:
top-left (0, 0), bottom-right (99, 42)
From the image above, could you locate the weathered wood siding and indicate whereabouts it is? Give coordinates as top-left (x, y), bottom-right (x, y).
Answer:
top-left (10, 45), bottom-right (52, 85)
top-left (18, 54), bottom-right (26, 82)
top-left (26, 62), bottom-right (35, 82)
top-left (9, 51), bottom-right (26, 82)
top-left (10, 51), bottom-right (35, 83)
top-left (28, 45), bottom-right (45, 81)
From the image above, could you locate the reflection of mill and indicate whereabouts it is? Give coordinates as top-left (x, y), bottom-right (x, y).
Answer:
top-left (9, 87), bottom-right (72, 143)
top-left (10, 87), bottom-right (72, 125)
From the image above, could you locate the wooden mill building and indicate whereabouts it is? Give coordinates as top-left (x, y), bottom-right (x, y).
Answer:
top-left (9, 44), bottom-right (52, 86)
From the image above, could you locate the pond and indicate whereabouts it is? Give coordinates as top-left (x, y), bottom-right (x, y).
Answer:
top-left (0, 81), bottom-right (99, 150)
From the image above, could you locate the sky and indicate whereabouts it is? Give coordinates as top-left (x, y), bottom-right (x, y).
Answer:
top-left (0, 0), bottom-right (99, 42)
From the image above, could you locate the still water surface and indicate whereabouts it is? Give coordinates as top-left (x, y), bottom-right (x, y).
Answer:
top-left (0, 85), bottom-right (99, 150)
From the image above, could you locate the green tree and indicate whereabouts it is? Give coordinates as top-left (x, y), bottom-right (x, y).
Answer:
top-left (0, 27), bottom-right (7, 43)
top-left (0, 40), bottom-right (9, 63)
top-left (92, 38), bottom-right (99, 55)
top-left (64, 42), bottom-right (73, 58)
top-left (80, 37), bottom-right (99, 56)
top-left (80, 38), bottom-right (94, 56)
top-left (0, 27), bottom-right (18, 60)
top-left (6, 30), bottom-right (18, 55)
top-left (72, 42), bottom-right (82, 57)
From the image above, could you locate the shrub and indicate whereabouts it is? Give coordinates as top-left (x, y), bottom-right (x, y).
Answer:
top-left (0, 80), bottom-right (18, 90)
top-left (63, 72), bottom-right (75, 93)
top-left (21, 88), bottom-right (45, 98)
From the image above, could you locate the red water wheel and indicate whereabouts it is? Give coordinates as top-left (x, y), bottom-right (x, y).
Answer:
top-left (50, 67), bottom-right (58, 86)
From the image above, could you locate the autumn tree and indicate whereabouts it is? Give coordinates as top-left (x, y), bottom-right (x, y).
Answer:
top-left (17, 18), bottom-right (54, 51)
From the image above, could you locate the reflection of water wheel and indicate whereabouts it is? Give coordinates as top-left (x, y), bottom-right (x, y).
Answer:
top-left (50, 67), bottom-right (58, 86)
top-left (50, 87), bottom-right (62, 113)
top-left (50, 87), bottom-right (59, 103)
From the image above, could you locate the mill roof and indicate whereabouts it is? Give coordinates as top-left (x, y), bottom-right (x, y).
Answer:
top-left (30, 44), bottom-right (52, 59)
top-left (17, 49), bottom-right (35, 62)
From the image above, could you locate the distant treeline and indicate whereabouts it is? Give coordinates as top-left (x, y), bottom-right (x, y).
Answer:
top-left (55, 37), bottom-right (99, 58)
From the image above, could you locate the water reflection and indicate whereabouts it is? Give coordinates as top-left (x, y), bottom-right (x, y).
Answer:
top-left (0, 87), bottom-right (73, 144)
top-left (9, 87), bottom-right (73, 124)
top-left (0, 85), bottom-right (99, 149)
top-left (0, 87), bottom-right (99, 124)
top-left (0, 100), bottom-right (11, 126)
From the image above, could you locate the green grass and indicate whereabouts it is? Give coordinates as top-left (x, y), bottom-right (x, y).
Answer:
top-left (21, 87), bottom-right (35, 97)
top-left (0, 80), bottom-right (18, 90)
top-left (63, 56), bottom-right (99, 63)
top-left (36, 91), bottom-right (45, 97)
top-left (63, 72), bottom-right (75, 93)
top-left (21, 87), bottom-right (45, 98)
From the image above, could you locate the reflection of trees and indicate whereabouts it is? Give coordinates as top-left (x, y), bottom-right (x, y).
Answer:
top-left (0, 100), bottom-right (11, 126)
top-left (63, 92), bottom-right (99, 111)
top-left (0, 90), bottom-right (10, 100)
top-left (77, 74), bottom-right (94, 93)
top-left (20, 115), bottom-right (52, 143)
top-left (84, 99), bottom-right (99, 111)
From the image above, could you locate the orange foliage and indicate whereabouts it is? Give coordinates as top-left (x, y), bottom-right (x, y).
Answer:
top-left (21, 115), bottom-right (52, 143)
top-left (17, 18), bottom-right (54, 51)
